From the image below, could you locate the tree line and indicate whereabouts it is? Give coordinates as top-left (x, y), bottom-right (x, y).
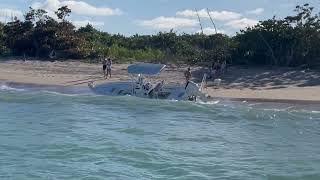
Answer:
top-left (0, 4), bottom-right (319, 67)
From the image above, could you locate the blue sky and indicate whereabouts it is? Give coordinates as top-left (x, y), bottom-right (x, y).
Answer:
top-left (0, 0), bottom-right (319, 36)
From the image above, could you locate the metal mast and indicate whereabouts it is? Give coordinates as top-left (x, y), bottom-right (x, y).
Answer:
top-left (195, 8), bottom-right (203, 34)
top-left (206, 8), bottom-right (217, 34)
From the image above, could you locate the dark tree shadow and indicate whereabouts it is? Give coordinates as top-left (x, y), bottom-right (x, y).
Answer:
top-left (192, 66), bottom-right (320, 90)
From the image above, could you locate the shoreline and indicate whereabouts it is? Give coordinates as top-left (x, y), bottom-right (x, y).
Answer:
top-left (1, 60), bottom-right (320, 103)
top-left (215, 97), bottom-right (320, 105)
top-left (2, 80), bottom-right (320, 105)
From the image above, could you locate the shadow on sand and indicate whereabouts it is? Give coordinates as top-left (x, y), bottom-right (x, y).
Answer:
top-left (192, 66), bottom-right (320, 90)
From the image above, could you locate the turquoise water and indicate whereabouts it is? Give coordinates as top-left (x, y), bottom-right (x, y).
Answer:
top-left (0, 85), bottom-right (320, 180)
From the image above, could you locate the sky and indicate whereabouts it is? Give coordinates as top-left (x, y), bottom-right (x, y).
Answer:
top-left (0, 0), bottom-right (319, 36)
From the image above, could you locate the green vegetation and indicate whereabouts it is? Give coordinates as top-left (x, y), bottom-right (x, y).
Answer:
top-left (234, 4), bottom-right (320, 67)
top-left (0, 4), bottom-right (319, 68)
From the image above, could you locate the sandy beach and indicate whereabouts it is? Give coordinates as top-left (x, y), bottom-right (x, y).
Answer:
top-left (0, 59), bottom-right (319, 103)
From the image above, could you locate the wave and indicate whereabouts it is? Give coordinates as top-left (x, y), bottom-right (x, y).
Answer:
top-left (39, 90), bottom-right (88, 97)
top-left (0, 82), bottom-right (319, 116)
top-left (0, 84), bottom-right (25, 92)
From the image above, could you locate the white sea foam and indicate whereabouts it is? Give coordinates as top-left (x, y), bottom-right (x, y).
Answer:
top-left (0, 84), bottom-right (25, 92)
top-left (40, 90), bottom-right (81, 97)
top-left (198, 100), bottom-right (220, 105)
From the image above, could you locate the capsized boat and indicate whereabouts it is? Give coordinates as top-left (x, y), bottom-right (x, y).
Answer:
top-left (88, 63), bottom-right (208, 101)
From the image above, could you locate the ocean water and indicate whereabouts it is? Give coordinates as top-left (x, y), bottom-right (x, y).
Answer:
top-left (0, 84), bottom-right (320, 180)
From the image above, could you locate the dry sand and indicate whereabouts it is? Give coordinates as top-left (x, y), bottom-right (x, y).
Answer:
top-left (1, 59), bottom-right (320, 103)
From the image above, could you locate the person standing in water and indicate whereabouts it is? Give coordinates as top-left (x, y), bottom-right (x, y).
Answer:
top-left (106, 58), bottom-right (112, 78)
top-left (184, 67), bottom-right (191, 89)
top-left (102, 58), bottom-right (107, 78)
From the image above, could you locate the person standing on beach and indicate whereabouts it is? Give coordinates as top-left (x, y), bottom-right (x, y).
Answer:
top-left (102, 58), bottom-right (107, 78)
top-left (106, 58), bottom-right (112, 78)
top-left (184, 67), bottom-right (191, 89)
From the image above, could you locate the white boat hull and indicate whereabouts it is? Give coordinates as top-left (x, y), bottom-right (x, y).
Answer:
top-left (88, 81), bottom-right (207, 101)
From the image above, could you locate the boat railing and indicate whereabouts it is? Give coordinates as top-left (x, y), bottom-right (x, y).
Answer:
top-left (199, 73), bottom-right (207, 91)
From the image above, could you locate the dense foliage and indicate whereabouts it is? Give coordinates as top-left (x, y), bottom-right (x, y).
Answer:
top-left (234, 4), bottom-right (320, 67)
top-left (0, 4), bottom-right (319, 67)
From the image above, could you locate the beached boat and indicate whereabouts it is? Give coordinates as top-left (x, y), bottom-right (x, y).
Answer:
top-left (88, 63), bottom-right (208, 101)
